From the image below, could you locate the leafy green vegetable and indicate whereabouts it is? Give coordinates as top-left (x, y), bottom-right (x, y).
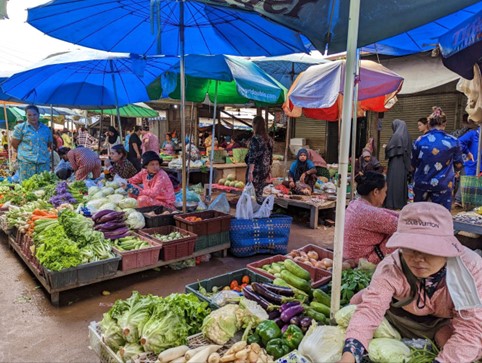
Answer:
top-left (329, 268), bottom-right (373, 305)
top-left (117, 291), bottom-right (155, 343)
top-left (201, 304), bottom-right (240, 344)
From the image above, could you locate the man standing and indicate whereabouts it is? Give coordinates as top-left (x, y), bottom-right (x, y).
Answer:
top-left (11, 105), bottom-right (53, 181)
top-left (128, 126), bottom-right (143, 171)
top-left (141, 126), bottom-right (159, 154)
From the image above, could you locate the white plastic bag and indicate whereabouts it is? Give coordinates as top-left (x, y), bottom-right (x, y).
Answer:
top-left (253, 194), bottom-right (274, 219)
top-left (208, 193), bottom-right (230, 214)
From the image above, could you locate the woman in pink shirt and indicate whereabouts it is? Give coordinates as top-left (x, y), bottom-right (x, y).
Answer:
top-left (126, 151), bottom-right (175, 208)
top-left (141, 126), bottom-right (160, 154)
top-left (344, 171), bottom-right (399, 264)
top-left (340, 202), bottom-right (482, 363)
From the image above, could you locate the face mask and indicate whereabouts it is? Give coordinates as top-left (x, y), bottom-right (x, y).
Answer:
top-left (446, 256), bottom-right (482, 312)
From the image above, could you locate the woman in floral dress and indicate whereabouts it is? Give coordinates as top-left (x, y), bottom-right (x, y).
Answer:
top-left (245, 116), bottom-right (273, 203)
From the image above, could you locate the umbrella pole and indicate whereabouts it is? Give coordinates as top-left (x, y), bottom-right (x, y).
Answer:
top-left (180, 0), bottom-right (187, 213)
top-left (330, 0), bottom-right (361, 318)
top-left (284, 117), bottom-right (291, 164)
top-left (350, 50), bottom-right (361, 201)
top-left (99, 110), bottom-right (103, 151)
top-left (109, 59), bottom-right (124, 144)
top-left (186, 102), bottom-right (195, 187)
top-left (476, 125), bottom-right (482, 176)
top-left (207, 81), bottom-right (219, 203)
top-left (50, 104), bottom-right (54, 172)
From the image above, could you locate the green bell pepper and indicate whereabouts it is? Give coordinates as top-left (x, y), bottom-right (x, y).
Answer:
top-left (255, 320), bottom-right (282, 346)
top-left (282, 324), bottom-right (304, 349)
top-left (247, 333), bottom-right (261, 345)
top-left (265, 338), bottom-right (291, 360)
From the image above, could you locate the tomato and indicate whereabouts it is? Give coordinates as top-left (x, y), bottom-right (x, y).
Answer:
top-left (230, 280), bottom-right (239, 290)
top-left (241, 275), bottom-right (250, 284)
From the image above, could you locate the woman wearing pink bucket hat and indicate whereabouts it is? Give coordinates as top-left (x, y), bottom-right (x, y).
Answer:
top-left (339, 202), bottom-right (482, 363)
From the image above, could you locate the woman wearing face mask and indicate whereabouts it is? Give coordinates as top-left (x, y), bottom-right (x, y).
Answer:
top-left (344, 171), bottom-right (399, 264)
top-left (105, 145), bottom-right (138, 180)
top-left (125, 151), bottom-right (175, 208)
top-left (338, 202), bottom-right (482, 363)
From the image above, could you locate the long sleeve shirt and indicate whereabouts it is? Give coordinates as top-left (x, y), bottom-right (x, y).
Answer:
top-left (345, 247), bottom-right (482, 363)
top-left (128, 169), bottom-right (175, 208)
top-left (458, 128), bottom-right (479, 176)
top-left (411, 129), bottom-right (463, 192)
top-left (344, 198), bottom-right (398, 264)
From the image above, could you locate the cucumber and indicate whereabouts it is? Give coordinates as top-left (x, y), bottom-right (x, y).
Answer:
top-left (313, 289), bottom-right (331, 307)
top-left (271, 263), bottom-right (283, 273)
top-left (284, 258), bottom-right (311, 281)
top-left (304, 307), bottom-right (327, 324)
top-left (280, 270), bottom-right (312, 294)
top-left (310, 301), bottom-right (331, 316)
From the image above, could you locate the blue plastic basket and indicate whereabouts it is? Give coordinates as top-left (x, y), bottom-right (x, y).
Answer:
top-left (229, 215), bottom-right (292, 257)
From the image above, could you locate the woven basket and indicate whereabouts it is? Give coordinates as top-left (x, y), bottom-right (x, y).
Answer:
top-left (229, 215), bottom-right (292, 257)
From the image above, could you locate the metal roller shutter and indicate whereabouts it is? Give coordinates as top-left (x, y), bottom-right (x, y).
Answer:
top-left (293, 116), bottom-right (327, 156)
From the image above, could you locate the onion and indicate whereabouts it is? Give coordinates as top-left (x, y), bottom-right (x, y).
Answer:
top-left (321, 258), bottom-right (333, 268)
top-left (307, 250), bottom-right (319, 260)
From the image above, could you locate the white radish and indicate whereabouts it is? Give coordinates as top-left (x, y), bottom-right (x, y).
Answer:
top-left (208, 352), bottom-right (220, 363)
top-left (169, 357), bottom-right (186, 363)
top-left (184, 346), bottom-right (207, 361)
top-left (158, 346), bottom-right (189, 363)
top-left (187, 345), bottom-right (222, 363)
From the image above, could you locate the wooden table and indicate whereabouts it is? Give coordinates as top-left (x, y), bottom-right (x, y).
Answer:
top-left (211, 163), bottom-right (247, 182)
top-left (274, 197), bottom-right (336, 229)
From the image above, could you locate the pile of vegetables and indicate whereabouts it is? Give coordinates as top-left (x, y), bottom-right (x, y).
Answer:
top-left (49, 181), bottom-right (77, 207)
top-left (182, 216), bottom-right (203, 222)
top-left (25, 209), bottom-right (58, 236)
top-left (151, 231), bottom-right (190, 243)
top-left (257, 259), bottom-right (314, 294)
top-left (113, 236), bottom-right (151, 251)
top-left (99, 292), bottom-right (211, 360)
top-left (93, 210), bottom-right (130, 240)
top-left (286, 248), bottom-right (355, 271)
top-left (334, 267), bottom-right (374, 305)
top-left (6, 200), bottom-right (51, 230)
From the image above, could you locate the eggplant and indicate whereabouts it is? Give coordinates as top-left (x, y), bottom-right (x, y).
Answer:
top-left (243, 286), bottom-right (272, 311)
top-left (268, 309), bottom-right (281, 320)
top-left (273, 317), bottom-right (284, 328)
top-left (262, 283), bottom-right (295, 297)
top-left (281, 324), bottom-right (290, 334)
top-left (290, 315), bottom-right (302, 326)
top-left (92, 209), bottom-right (113, 222)
top-left (95, 222), bottom-right (126, 232)
top-left (300, 317), bottom-right (312, 329)
top-left (97, 211), bottom-right (125, 224)
top-left (252, 282), bottom-right (294, 305)
top-left (280, 301), bottom-right (300, 312)
top-left (103, 227), bottom-right (130, 240)
top-left (280, 304), bottom-right (304, 323)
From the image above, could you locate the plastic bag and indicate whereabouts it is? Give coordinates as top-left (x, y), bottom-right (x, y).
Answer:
top-left (253, 194), bottom-right (274, 219)
top-left (208, 193), bottom-right (230, 214)
top-left (113, 174), bottom-right (127, 186)
top-left (235, 183), bottom-right (257, 220)
top-left (175, 190), bottom-right (201, 202)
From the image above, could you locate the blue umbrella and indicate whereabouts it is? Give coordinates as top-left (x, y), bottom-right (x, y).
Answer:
top-left (27, 0), bottom-right (307, 57)
top-left (1, 50), bottom-right (179, 139)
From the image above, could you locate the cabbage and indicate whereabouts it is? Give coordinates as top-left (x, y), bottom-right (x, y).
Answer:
top-left (115, 187), bottom-right (127, 195)
top-left (368, 338), bottom-right (411, 363)
top-left (91, 191), bottom-right (105, 200)
top-left (102, 187), bottom-right (115, 196)
top-left (99, 314), bottom-right (125, 352)
top-left (99, 202), bottom-right (117, 211)
top-left (118, 198), bottom-right (139, 209)
top-left (374, 318), bottom-right (401, 340)
top-left (106, 194), bottom-right (125, 204)
top-left (334, 305), bottom-right (357, 327)
top-left (299, 325), bottom-right (345, 363)
top-left (86, 198), bottom-right (108, 210)
top-left (201, 304), bottom-right (240, 344)
top-left (125, 211), bottom-right (145, 229)
top-left (105, 181), bottom-right (120, 189)
top-left (88, 186), bottom-right (100, 195)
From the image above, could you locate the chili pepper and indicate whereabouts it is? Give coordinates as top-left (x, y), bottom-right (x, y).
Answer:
top-left (282, 324), bottom-right (304, 350)
top-left (265, 338), bottom-right (291, 359)
top-left (255, 320), bottom-right (282, 346)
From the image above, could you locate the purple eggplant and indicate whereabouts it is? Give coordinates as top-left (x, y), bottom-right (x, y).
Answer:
top-left (103, 227), bottom-right (130, 240)
top-left (97, 211), bottom-right (125, 224)
top-left (281, 324), bottom-right (290, 334)
top-left (300, 317), bottom-right (312, 330)
top-left (268, 309), bottom-right (281, 320)
top-left (262, 283), bottom-right (295, 297)
top-left (92, 209), bottom-right (113, 222)
top-left (273, 317), bottom-right (284, 328)
top-left (290, 315), bottom-right (302, 326)
top-left (94, 222), bottom-right (127, 232)
top-left (252, 282), bottom-right (295, 305)
top-left (280, 301), bottom-right (301, 312)
top-left (280, 304), bottom-right (304, 323)
top-left (243, 286), bottom-right (277, 312)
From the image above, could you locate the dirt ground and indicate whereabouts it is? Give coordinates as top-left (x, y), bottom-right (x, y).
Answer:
top-left (0, 216), bottom-right (335, 363)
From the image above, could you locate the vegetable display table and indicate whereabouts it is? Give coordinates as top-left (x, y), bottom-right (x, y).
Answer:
top-left (274, 197), bottom-right (335, 229)
top-left (3, 232), bottom-right (229, 306)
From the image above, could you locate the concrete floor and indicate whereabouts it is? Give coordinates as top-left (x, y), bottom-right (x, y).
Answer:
top-left (0, 219), bottom-right (335, 363)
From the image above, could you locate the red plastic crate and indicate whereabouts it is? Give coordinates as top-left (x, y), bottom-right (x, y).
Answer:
top-left (246, 255), bottom-right (331, 288)
top-left (174, 210), bottom-right (231, 236)
top-left (138, 225), bottom-right (197, 261)
top-left (113, 233), bottom-right (163, 271)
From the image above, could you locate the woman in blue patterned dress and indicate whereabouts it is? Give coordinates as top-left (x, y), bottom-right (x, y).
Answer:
top-left (411, 107), bottom-right (464, 210)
